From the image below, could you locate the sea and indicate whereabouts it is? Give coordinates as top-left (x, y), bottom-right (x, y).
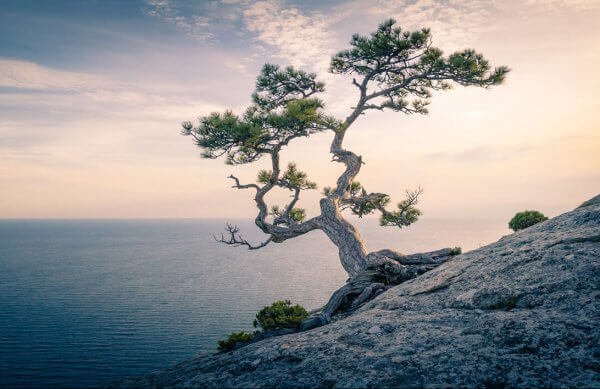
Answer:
top-left (0, 217), bottom-right (509, 387)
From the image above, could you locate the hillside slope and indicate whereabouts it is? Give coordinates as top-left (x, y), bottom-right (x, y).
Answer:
top-left (118, 198), bottom-right (600, 388)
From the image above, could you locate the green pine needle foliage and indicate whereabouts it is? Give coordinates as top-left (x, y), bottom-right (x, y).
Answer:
top-left (270, 205), bottom-right (307, 223)
top-left (182, 64), bottom-right (339, 165)
top-left (183, 19), bottom-right (509, 238)
top-left (379, 205), bottom-right (421, 227)
top-left (288, 208), bottom-right (306, 222)
top-left (322, 186), bottom-right (334, 196)
top-left (257, 169), bottom-right (272, 184)
top-left (330, 19), bottom-right (509, 115)
top-left (217, 331), bottom-right (257, 352)
top-left (282, 162), bottom-right (317, 189)
top-left (253, 300), bottom-right (309, 331)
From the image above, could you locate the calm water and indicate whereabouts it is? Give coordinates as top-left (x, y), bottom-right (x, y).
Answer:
top-left (0, 218), bottom-right (508, 387)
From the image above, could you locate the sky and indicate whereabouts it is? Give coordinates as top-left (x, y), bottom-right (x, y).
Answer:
top-left (0, 0), bottom-right (599, 220)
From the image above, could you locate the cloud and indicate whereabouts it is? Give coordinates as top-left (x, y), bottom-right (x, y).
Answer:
top-left (0, 57), bottom-right (227, 161)
top-left (0, 57), bottom-right (222, 111)
top-left (524, 0), bottom-right (600, 10)
top-left (340, 0), bottom-right (496, 51)
top-left (232, 0), bottom-right (505, 118)
top-left (426, 145), bottom-right (533, 163)
top-left (242, 0), bottom-right (334, 72)
top-left (232, 0), bottom-right (495, 118)
top-left (145, 0), bottom-right (172, 16)
top-left (143, 0), bottom-right (213, 41)
top-left (0, 59), bottom-right (107, 91)
top-left (0, 59), bottom-right (187, 117)
top-left (238, 0), bottom-right (364, 118)
top-left (139, 0), bottom-right (600, 59)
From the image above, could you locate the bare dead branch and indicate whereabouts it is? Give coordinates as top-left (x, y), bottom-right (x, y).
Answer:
top-left (214, 223), bottom-right (273, 250)
top-left (228, 175), bottom-right (259, 190)
top-left (398, 187), bottom-right (423, 214)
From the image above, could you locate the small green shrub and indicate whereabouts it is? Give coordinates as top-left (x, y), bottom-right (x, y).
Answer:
top-left (253, 300), bottom-right (309, 331)
top-left (508, 210), bottom-right (548, 231)
top-left (216, 300), bottom-right (309, 351)
top-left (217, 331), bottom-right (256, 352)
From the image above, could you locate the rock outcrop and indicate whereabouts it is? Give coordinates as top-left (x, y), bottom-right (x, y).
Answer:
top-left (300, 247), bottom-right (461, 331)
top-left (117, 198), bottom-right (600, 388)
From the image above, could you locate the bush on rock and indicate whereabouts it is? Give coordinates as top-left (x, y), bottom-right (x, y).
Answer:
top-left (217, 300), bottom-right (308, 351)
top-left (217, 331), bottom-right (256, 352)
top-left (509, 210), bottom-right (548, 231)
top-left (253, 300), bottom-right (309, 331)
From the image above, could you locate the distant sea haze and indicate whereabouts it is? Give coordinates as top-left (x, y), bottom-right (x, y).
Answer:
top-left (0, 218), bottom-right (508, 387)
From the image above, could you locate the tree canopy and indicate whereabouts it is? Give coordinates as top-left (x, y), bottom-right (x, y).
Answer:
top-left (182, 19), bottom-right (509, 277)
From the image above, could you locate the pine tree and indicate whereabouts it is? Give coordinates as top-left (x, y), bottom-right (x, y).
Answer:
top-left (182, 19), bottom-right (509, 277)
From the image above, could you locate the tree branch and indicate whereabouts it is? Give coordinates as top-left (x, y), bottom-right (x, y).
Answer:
top-left (214, 223), bottom-right (273, 250)
top-left (250, 146), bottom-right (322, 242)
top-left (379, 187), bottom-right (423, 227)
top-left (282, 188), bottom-right (301, 220)
top-left (228, 175), bottom-right (259, 190)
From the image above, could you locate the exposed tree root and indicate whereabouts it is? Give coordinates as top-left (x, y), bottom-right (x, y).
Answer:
top-left (300, 247), bottom-right (460, 331)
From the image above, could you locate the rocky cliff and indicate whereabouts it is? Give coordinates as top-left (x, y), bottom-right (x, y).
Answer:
top-left (118, 197), bottom-right (600, 388)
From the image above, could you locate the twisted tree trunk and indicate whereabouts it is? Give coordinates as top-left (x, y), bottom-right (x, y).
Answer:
top-left (314, 125), bottom-right (374, 276)
top-left (297, 121), bottom-right (462, 331)
top-left (317, 197), bottom-right (368, 276)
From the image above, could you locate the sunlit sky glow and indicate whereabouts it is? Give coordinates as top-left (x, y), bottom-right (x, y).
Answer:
top-left (1, 0), bottom-right (598, 219)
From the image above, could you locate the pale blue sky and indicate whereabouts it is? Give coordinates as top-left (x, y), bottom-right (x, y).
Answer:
top-left (1, 0), bottom-right (599, 219)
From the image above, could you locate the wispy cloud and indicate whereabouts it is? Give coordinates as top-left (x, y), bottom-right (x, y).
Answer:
top-left (524, 0), bottom-right (600, 10)
top-left (138, 0), bottom-right (600, 69)
top-left (0, 58), bottom-right (221, 112)
top-left (427, 145), bottom-right (533, 163)
top-left (231, 0), bottom-right (499, 117)
top-left (0, 57), bottom-right (225, 163)
top-left (143, 0), bottom-right (213, 41)
top-left (2, 0), bottom-right (598, 217)
top-left (242, 0), bottom-right (334, 72)
top-left (0, 59), bottom-right (108, 91)
top-left (342, 0), bottom-right (495, 51)
top-left (0, 58), bottom-right (181, 116)
top-left (229, 0), bottom-right (494, 117)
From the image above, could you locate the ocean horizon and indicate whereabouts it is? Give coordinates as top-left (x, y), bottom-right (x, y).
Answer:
top-left (0, 217), bottom-right (510, 387)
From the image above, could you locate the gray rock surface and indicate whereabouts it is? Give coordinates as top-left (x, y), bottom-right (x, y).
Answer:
top-left (117, 199), bottom-right (600, 388)
top-left (579, 194), bottom-right (600, 208)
